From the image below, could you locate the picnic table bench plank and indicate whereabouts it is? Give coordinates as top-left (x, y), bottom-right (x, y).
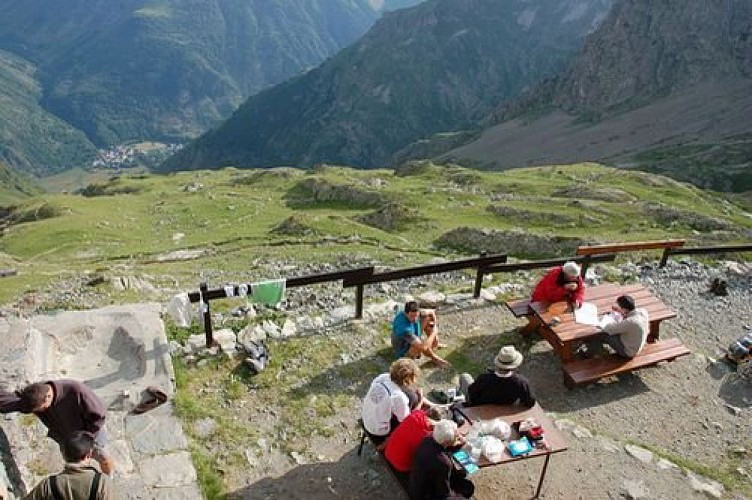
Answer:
top-left (562, 338), bottom-right (691, 386)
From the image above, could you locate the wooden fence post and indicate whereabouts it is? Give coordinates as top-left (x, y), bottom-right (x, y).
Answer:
top-left (199, 282), bottom-right (214, 347)
top-left (355, 284), bottom-right (365, 319)
top-left (659, 248), bottom-right (671, 268)
top-left (473, 252), bottom-right (487, 298)
top-left (473, 267), bottom-right (485, 298)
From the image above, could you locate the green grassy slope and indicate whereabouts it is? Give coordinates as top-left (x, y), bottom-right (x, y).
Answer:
top-left (1, 162), bottom-right (749, 305)
top-left (0, 50), bottom-right (96, 175)
top-left (0, 161), bottom-right (44, 205)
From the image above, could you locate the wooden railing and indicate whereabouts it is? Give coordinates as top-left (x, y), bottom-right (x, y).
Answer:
top-left (189, 253), bottom-right (509, 346)
top-left (660, 243), bottom-right (752, 267)
top-left (576, 239), bottom-right (685, 268)
top-left (187, 240), bottom-right (750, 347)
top-left (474, 253), bottom-right (618, 296)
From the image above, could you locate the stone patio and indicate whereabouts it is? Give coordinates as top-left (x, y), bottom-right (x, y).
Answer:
top-left (0, 304), bottom-right (201, 499)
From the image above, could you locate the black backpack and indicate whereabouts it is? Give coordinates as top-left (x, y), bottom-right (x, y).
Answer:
top-left (240, 340), bottom-right (270, 374)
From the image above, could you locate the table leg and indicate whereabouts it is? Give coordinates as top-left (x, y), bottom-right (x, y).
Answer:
top-left (648, 321), bottom-right (660, 343)
top-left (558, 341), bottom-right (574, 362)
top-left (533, 453), bottom-right (551, 499)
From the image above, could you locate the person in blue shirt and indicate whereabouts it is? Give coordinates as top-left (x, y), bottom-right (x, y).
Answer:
top-left (392, 301), bottom-right (449, 367)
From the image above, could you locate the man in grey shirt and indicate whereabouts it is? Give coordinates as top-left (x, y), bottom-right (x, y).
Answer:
top-left (588, 295), bottom-right (649, 358)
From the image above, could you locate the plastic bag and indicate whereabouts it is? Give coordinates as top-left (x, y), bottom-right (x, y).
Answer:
top-left (481, 436), bottom-right (505, 463)
top-left (480, 418), bottom-right (512, 441)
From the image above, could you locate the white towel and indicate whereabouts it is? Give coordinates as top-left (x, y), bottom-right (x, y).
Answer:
top-left (167, 293), bottom-right (193, 327)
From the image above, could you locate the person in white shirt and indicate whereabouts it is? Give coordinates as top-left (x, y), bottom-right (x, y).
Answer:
top-left (588, 295), bottom-right (649, 358)
top-left (361, 358), bottom-right (424, 445)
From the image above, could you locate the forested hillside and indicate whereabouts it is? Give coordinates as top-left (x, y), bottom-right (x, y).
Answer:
top-left (161, 0), bottom-right (613, 171)
top-left (0, 0), bottom-right (407, 175)
top-left (0, 50), bottom-right (96, 176)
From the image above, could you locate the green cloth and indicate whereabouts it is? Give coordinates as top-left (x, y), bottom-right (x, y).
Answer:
top-left (251, 279), bottom-right (286, 306)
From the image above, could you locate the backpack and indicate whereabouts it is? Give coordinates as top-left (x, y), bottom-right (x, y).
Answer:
top-left (49, 468), bottom-right (101, 500)
top-left (240, 341), bottom-right (270, 374)
top-left (727, 332), bottom-right (752, 361)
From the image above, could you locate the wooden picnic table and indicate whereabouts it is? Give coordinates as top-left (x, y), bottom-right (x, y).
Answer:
top-left (529, 283), bottom-right (676, 362)
top-left (454, 403), bottom-right (567, 499)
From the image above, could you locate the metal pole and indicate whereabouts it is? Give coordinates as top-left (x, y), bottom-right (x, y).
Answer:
top-left (533, 453), bottom-right (551, 499)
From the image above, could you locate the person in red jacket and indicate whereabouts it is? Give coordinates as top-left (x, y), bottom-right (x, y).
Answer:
top-left (521, 261), bottom-right (585, 335)
top-left (384, 406), bottom-right (443, 484)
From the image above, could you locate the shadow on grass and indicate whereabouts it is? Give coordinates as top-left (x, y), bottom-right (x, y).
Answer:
top-left (228, 446), bottom-right (405, 500)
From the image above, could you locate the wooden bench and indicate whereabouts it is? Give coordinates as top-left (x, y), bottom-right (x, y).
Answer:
top-left (562, 337), bottom-right (691, 386)
top-left (357, 419), bottom-right (410, 497)
top-left (505, 298), bottom-right (534, 318)
top-left (576, 240), bottom-right (686, 269)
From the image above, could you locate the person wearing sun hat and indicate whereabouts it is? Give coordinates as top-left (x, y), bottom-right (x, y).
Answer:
top-left (458, 346), bottom-right (536, 408)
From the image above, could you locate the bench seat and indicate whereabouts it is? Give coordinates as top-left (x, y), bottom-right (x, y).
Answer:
top-left (357, 419), bottom-right (410, 497)
top-left (505, 298), bottom-right (533, 318)
top-left (562, 338), bottom-right (690, 386)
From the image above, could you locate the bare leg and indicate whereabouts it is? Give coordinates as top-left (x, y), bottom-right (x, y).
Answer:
top-left (408, 337), bottom-right (449, 367)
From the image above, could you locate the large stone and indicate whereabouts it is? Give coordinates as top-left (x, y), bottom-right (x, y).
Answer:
top-left (238, 324), bottom-right (266, 344)
top-left (327, 306), bottom-right (354, 325)
top-left (621, 480), bottom-right (650, 499)
top-left (280, 320), bottom-right (297, 338)
top-left (213, 328), bottom-right (237, 354)
top-left (138, 451), bottom-right (197, 487)
top-left (126, 409), bottom-right (188, 454)
top-left (186, 334), bottom-right (207, 352)
top-left (418, 291), bottom-right (446, 307)
top-left (687, 472), bottom-right (725, 498)
top-left (262, 320), bottom-right (281, 339)
top-left (625, 444), bottom-right (653, 464)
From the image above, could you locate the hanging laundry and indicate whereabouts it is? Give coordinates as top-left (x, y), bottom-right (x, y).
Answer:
top-left (224, 285), bottom-right (235, 297)
top-left (167, 293), bottom-right (193, 327)
top-left (251, 279), bottom-right (286, 306)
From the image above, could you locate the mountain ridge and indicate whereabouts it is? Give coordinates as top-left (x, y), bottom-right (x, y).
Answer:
top-left (442, 0), bottom-right (752, 190)
top-left (162, 0), bottom-right (614, 172)
top-left (0, 0), bottom-right (417, 175)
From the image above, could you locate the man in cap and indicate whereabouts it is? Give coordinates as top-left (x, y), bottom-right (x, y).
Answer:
top-left (520, 261), bottom-right (585, 335)
top-left (458, 346), bottom-right (536, 407)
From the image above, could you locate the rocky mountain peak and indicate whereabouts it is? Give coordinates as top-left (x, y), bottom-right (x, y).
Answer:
top-left (499, 0), bottom-right (752, 121)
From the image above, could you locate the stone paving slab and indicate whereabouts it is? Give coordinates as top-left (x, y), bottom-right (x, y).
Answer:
top-left (0, 305), bottom-right (201, 499)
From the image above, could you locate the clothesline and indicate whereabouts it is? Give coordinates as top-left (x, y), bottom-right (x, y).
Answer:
top-left (167, 279), bottom-right (286, 327)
